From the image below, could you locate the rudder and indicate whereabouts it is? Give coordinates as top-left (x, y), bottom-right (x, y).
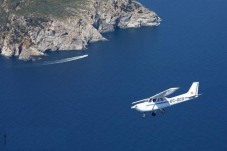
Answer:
top-left (187, 82), bottom-right (199, 96)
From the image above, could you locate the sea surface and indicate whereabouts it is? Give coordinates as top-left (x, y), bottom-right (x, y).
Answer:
top-left (0, 0), bottom-right (227, 150)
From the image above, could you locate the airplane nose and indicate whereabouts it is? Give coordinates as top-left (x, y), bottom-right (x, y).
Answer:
top-left (131, 105), bottom-right (137, 109)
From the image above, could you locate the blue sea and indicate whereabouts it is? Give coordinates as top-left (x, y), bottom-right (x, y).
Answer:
top-left (0, 0), bottom-right (227, 150)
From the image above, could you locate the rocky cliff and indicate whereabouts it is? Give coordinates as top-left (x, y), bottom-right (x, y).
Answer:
top-left (0, 0), bottom-right (160, 60)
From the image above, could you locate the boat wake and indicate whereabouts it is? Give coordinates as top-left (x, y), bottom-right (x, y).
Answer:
top-left (39, 54), bottom-right (88, 66)
top-left (7, 54), bottom-right (89, 69)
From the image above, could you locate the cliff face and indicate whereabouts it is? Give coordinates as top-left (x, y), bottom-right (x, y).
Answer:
top-left (0, 0), bottom-right (160, 60)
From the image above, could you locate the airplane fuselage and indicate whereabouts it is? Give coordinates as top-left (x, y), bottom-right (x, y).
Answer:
top-left (131, 82), bottom-right (200, 117)
top-left (131, 93), bottom-right (198, 112)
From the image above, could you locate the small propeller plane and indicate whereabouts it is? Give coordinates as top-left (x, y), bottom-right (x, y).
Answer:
top-left (131, 82), bottom-right (201, 118)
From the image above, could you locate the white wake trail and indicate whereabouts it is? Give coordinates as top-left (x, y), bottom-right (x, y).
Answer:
top-left (9, 55), bottom-right (88, 68)
top-left (39, 54), bottom-right (88, 66)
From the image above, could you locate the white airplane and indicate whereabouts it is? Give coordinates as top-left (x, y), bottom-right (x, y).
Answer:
top-left (131, 82), bottom-right (201, 118)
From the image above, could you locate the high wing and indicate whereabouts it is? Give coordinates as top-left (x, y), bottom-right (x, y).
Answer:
top-left (148, 87), bottom-right (179, 100)
top-left (132, 87), bottom-right (179, 104)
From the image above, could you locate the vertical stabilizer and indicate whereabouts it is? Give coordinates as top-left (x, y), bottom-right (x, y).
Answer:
top-left (187, 82), bottom-right (199, 96)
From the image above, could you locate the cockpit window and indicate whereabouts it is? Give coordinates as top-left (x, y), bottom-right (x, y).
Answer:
top-left (153, 99), bottom-right (157, 102)
top-left (155, 98), bottom-right (164, 102)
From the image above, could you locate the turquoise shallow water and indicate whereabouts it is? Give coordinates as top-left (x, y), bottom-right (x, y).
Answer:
top-left (0, 0), bottom-right (227, 150)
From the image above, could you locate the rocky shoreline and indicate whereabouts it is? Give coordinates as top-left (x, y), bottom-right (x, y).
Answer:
top-left (0, 0), bottom-right (160, 61)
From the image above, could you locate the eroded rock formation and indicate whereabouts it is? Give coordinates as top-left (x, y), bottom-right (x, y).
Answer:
top-left (0, 0), bottom-right (160, 60)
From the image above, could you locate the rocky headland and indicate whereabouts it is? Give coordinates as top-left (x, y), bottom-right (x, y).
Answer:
top-left (0, 0), bottom-right (160, 60)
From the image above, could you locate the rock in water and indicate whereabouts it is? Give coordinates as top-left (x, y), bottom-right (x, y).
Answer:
top-left (0, 0), bottom-right (161, 61)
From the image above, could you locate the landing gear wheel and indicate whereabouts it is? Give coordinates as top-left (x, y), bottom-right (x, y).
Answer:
top-left (142, 113), bottom-right (146, 119)
top-left (152, 112), bottom-right (156, 117)
top-left (160, 109), bottom-right (165, 114)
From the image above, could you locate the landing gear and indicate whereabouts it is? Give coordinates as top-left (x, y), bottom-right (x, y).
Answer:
top-left (142, 112), bottom-right (146, 119)
top-left (152, 112), bottom-right (156, 117)
top-left (160, 109), bottom-right (165, 114)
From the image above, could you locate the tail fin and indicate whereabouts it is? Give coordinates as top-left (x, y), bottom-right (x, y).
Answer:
top-left (187, 82), bottom-right (199, 96)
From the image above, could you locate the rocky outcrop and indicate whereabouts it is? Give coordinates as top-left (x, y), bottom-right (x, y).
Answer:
top-left (0, 0), bottom-right (160, 61)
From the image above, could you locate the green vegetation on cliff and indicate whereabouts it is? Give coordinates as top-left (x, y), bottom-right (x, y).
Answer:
top-left (1, 0), bottom-right (93, 18)
top-left (1, 0), bottom-right (98, 27)
top-left (18, 0), bottom-right (90, 16)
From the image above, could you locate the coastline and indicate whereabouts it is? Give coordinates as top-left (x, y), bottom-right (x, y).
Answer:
top-left (0, 0), bottom-right (161, 61)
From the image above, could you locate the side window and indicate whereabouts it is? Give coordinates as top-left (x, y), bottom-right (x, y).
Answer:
top-left (153, 99), bottom-right (157, 102)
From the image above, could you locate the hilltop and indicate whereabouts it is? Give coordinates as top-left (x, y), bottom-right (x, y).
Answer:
top-left (0, 0), bottom-right (160, 60)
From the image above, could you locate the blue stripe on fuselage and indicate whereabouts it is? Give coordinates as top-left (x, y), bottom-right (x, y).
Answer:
top-left (146, 101), bottom-right (169, 106)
